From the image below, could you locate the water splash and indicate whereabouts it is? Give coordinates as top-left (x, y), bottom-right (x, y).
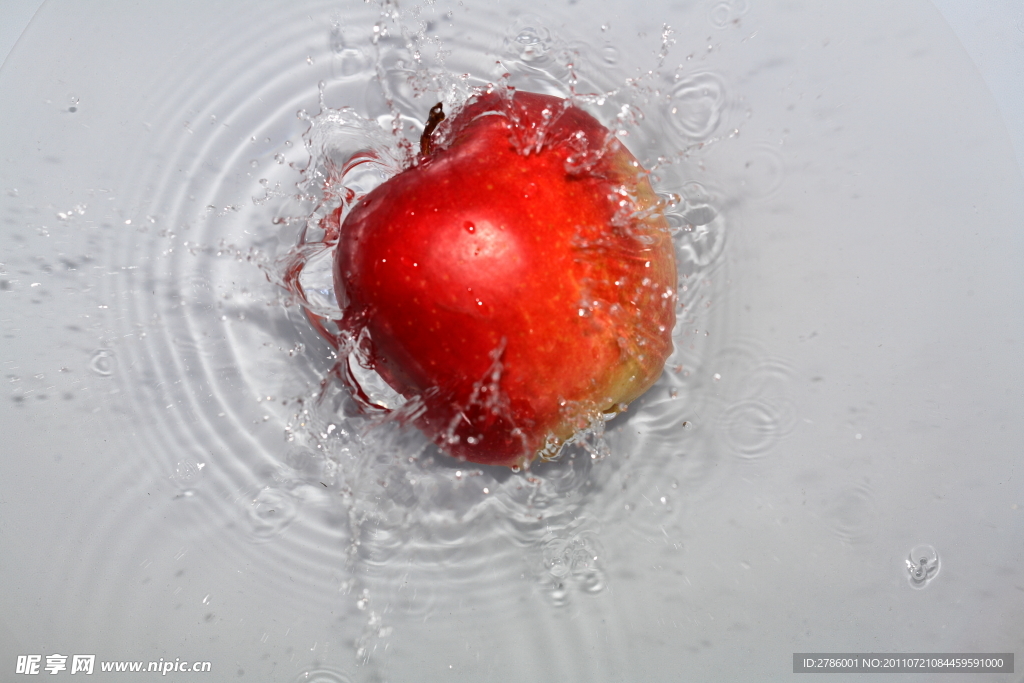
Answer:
top-left (76, 0), bottom-right (739, 670)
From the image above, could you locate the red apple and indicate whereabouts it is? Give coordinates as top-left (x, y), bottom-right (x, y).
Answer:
top-left (331, 89), bottom-right (676, 468)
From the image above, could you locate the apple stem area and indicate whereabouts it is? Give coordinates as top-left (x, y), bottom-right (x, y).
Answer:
top-left (419, 102), bottom-right (446, 157)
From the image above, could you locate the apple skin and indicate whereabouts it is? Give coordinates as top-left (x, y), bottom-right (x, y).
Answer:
top-left (333, 90), bottom-right (677, 468)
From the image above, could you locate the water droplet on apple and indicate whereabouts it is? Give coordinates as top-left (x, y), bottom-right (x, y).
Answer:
top-left (463, 221), bottom-right (475, 233)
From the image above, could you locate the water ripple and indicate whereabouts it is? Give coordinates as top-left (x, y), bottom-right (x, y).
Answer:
top-left (718, 397), bottom-right (796, 458)
top-left (825, 483), bottom-right (879, 544)
top-left (667, 73), bottom-right (728, 140)
top-left (293, 667), bottom-right (355, 683)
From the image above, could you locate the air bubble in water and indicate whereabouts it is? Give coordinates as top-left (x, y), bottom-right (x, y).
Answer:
top-left (906, 544), bottom-right (939, 589)
top-left (708, 0), bottom-right (749, 29)
top-left (504, 17), bottom-right (552, 63)
top-left (89, 349), bottom-right (115, 376)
